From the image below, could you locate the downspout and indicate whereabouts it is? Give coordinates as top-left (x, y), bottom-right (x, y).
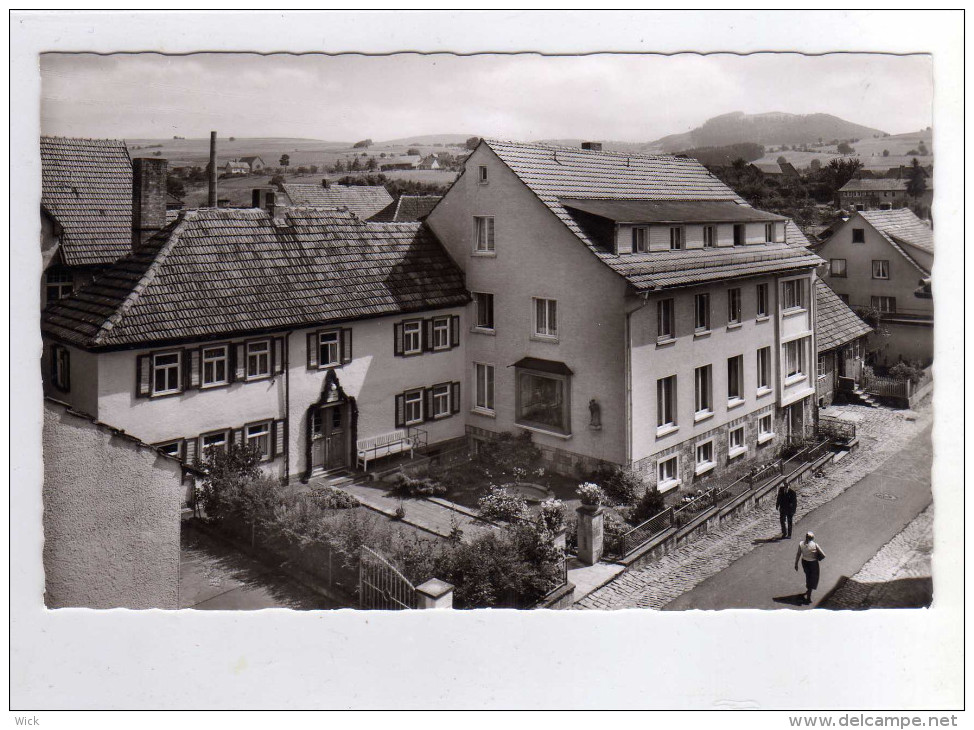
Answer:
top-left (625, 287), bottom-right (654, 468)
top-left (283, 331), bottom-right (290, 483)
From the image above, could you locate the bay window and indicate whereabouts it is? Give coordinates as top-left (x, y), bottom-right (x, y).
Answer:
top-left (516, 367), bottom-right (570, 435)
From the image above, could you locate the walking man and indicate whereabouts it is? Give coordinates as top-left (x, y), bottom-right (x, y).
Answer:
top-left (775, 483), bottom-right (798, 538)
top-left (795, 531), bottom-right (826, 604)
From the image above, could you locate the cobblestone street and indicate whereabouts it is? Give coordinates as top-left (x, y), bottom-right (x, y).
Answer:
top-left (575, 399), bottom-right (933, 610)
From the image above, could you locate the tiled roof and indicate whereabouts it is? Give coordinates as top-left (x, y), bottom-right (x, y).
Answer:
top-left (840, 178), bottom-right (909, 192)
top-left (785, 220), bottom-right (812, 247)
top-left (42, 207), bottom-right (468, 350)
top-left (485, 139), bottom-right (821, 289)
top-left (560, 198), bottom-right (785, 224)
top-left (369, 195), bottom-right (442, 222)
top-left (282, 184), bottom-right (393, 219)
top-left (860, 209), bottom-right (934, 256)
top-left (239, 156), bottom-right (263, 165)
top-left (815, 280), bottom-right (872, 353)
top-left (40, 136), bottom-right (133, 267)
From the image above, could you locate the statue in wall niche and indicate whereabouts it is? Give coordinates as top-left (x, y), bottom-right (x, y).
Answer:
top-left (326, 380), bottom-right (339, 403)
top-left (588, 398), bottom-right (602, 430)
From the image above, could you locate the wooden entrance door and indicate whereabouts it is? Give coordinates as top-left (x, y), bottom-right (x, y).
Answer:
top-left (311, 403), bottom-right (348, 472)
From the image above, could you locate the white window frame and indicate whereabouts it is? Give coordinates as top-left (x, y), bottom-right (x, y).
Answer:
top-left (872, 260), bottom-right (890, 280)
top-left (871, 296), bottom-right (896, 313)
top-left (657, 455), bottom-right (680, 492)
top-left (156, 440), bottom-right (182, 459)
top-left (404, 389), bottom-right (424, 426)
top-left (533, 297), bottom-right (558, 339)
top-left (830, 259), bottom-right (848, 277)
top-left (782, 279), bottom-right (804, 312)
top-left (727, 288), bottom-right (742, 326)
top-left (764, 223), bottom-right (774, 243)
top-left (728, 425), bottom-right (747, 459)
top-left (757, 346), bottom-right (772, 395)
top-left (478, 165), bottom-right (489, 184)
top-left (727, 355), bottom-right (744, 406)
top-left (702, 225), bottom-right (716, 248)
top-left (694, 293), bottom-right (711, 333)
top-left (246, 339), bottom-right (271, 380)
top-left (201, 430), bottom-right (228, 456)
top-left (656, 375), bottom-right (677, 435)
top-left (785, 339), bottom-right (806, 380)
top-left (657, 298), bottom-right (675, 342)
top-left (817, 355), bottom-right (828, 379)
top-left (152, 351), bottom-right (182, 396)
top-left (669, 226), bottom-right (684, 250)
top-left (694, 364), bottom-right (713, 421)
top-left (474, 362), bottom-right (495, 414)
top-left (756, 283), bottom-right (769, 319)
top-left (245, 421), bottom-right (272, 461)
top-left (432, 383), bottom-right (452, 418)
top-left (515, 367), bottom-right (571, 436)
top-left (474, 215), bottom-right (495, 254)
top-left (45, 268), bottom-right (73, 302)
top-left (318, 330), bottom-right (341, 368)
top-left (695, 438), bottom-right (715, 475)
top-left (632, 227), bottom-right (648, 253)
top-left (431, 317), bottom-right (451, 351)
top-left (758, 413), bottom-right (775, 444)
top-left (402, 320), bottom-right (423, 355)
top-left (473, 292), bottom-right (494, 331)
top-left (201, 344), bottom-right (229, 388)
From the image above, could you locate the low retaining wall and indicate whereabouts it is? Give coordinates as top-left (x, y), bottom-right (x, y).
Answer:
top-left (534, 580), bottom-right (577, 610)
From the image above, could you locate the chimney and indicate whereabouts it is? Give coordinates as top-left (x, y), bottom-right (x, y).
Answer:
top-left (132, 157), bottom-right (168, 249)
top-left (581, 141), bottom-right (602, 152)
top-left (207, 130), bottom-right (218, 207)
top-left (252, 187), bottom-right (276, 217)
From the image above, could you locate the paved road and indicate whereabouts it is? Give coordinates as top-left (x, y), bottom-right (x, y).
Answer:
top-left (664, 425), bottom-right (932, 610)
top-left (179, 522), bottom-right (342, 610)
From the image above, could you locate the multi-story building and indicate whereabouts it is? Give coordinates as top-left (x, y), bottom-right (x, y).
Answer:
top-left (838, 176), bottom-right (933, 218)
top-left (815, 209), bottom-right (933, 365)
top-left (426, 140), bottom-right (823, 493)
top-left (41, 175), bottom-right (470, 483)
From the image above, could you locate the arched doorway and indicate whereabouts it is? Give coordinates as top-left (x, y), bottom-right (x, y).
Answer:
top-left (307, 369), bottom-right (357, 477)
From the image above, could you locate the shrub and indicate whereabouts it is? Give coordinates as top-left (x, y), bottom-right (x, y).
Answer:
top-left (392, 472), bottom-right (447, 498)
top-left (889, 360), bottom-right (925, 384)
top-left (576, 482), bottom-right (605, 507)
top-left (478, 485), bottom-right (528, 523)
top-left (602, 512), bottom-right (628, 555)
top-left (193, 442), bottom-right (265, 521)
top-left (538, 497), bottom-right (566, 532)
top-left (586, 462), bottom-right (644, 505)
top-left (629, 487), bottom-right (666, 526)
top-left (310, 487), bottom-right (359, 510)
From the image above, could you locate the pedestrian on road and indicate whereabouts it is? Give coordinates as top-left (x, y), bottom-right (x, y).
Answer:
top-left (775, 483), bottom-right (798, 538)
top-left (795, 531), bottom-right (826, 604)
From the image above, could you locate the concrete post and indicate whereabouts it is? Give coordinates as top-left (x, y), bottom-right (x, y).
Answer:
top-left (576, 505), bottom-right (604, 565)
top-left (416, 578), bottom-right (454, 609)
top-left (553, 527), bottom-right (567, 552)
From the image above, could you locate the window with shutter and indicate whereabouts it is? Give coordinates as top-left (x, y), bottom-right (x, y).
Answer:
top-left (423, 319), bottom-right (434, 352)
top-left (451, 382), bottom-right (461, 414)
top-left (423, 388), bottom-right (435, 422)
top-left (201, 344), bottom-right (229, 387)
top-left (273, 419), bottom-right (286, 458)
top-left (341, 328), bottom-right (353, 364)
top-left (136, 355), bottom-right (152, 397)
top-left (273, 338), bottom-right (285, 374)
top-left (450, 315), bottom-right (460, 348)
top-left (189, 349), bottom-right (201, 388)
top-left (184, 437), bottom-right (197, 464)
top-left (394, 323), bottom-right (405, 356)
top-left (395, 393), bottom-right (406, 428)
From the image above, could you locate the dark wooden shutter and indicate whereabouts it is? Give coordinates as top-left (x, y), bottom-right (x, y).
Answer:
top-left (235, 343), bottom-right (246, 381)
top-left (273, 338), bottom-right (285, 374)
top-left (394, 393), bottom-right (406, 428)
top-left (487, 217), bottom-right (495, 249)
top-left (341, 328), bottom-right (353, 364)
top-left (451, 381), bottom-right (461, 414)
top-left (234, 428), bottom-right (245, 449)
top-left (423, 319), bottom-right (433, 352)
top-left (273, 419), bottom-right (286, 458)
top-left (450, 315), bottom-right (460, 348)
top-left (188, 348), bottom-right (201, 388)
top-left (184, 436), bottom-right (198, 465)
top-left (424, 387), bottom-right (434, 422)
top-left (307, 332), bottom-right (318, 369)
top-left (394, 323), bottom-right (404, 357)
top-left (136, 354), bottom-right (152, 397)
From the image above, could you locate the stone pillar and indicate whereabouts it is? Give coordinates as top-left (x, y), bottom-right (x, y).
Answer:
top-left (416, 578), bottom-right (454, 609)
top-left (553, 528), bottom-right (567, 552)
top-left (576, 505), bottom-right (604, 565)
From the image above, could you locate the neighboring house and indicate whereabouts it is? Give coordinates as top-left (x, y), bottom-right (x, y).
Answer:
top-left (426, 140), bottom-right (822, 493)
top-left (41, 203), bottom-right (469, 484)
top-left (815, 209), bottom-right (933, 365)
top-left (281, 182), bottom-right (393, 219)
top-left (224, 159), bottom-right (251, 175)
top-left (239, 155), bottom-right (265, 172)
top-left (43, 398), bottom-right (188, 609)
top-left (380, 155), bottom-right (422, 171)
top-left (814, 280), bottom-right (872, 407)
top-left (416, 154), bottom-right (441, 170)
top-left (838, 177), bottom-right (933, 215)
top-left (751, 161), bottom-right (798, 178)
top-left (40, 136), bottom-right (142, 307)
top-left (369, 195), bottom-right (442, 223)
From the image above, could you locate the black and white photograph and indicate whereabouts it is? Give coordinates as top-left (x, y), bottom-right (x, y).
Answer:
top-left (10, 9), bottom-right (964, 715)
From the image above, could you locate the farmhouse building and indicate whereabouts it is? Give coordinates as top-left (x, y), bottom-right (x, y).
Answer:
top-left (239, 155), bottom-right (265, 172)
top-left (815, 209), bottom-right (933, 365)
top-left (425, 140), bottom-right (823, 492)
top-left (223, 159), bottom-right (251, 175)
top-left (814, 280), bottom-right (872, 407)
top-left (282, 182), bottom-right (393, 220)
top-left (838, 176), bottom-right (933, 216)
top-left (41, 202), bottom-right (469, 485)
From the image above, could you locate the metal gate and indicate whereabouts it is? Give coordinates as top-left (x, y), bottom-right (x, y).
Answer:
top-left (359, 546), bottom-right (417, 610)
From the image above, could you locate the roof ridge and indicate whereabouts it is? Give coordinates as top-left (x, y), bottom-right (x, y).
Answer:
top-left (484, 138), bottom-right (685, 162)
top-left (90, 213), bottom-right (195, 346)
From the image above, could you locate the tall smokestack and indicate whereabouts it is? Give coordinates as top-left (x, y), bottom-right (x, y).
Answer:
top-left (208, 130), bottom-right (218, 207)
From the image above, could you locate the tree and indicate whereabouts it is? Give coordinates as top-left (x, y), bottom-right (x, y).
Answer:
top-left (837, 142), bottom-right (855, 155)
top-left (228, 136), bottom-right (236, 142)
top-left (366, 157), bottom-right (378, 171)
top-left (269, 174), bottom-right (286, 192)
top-left (777, 155), bottom-right (787, 165)
top-left (883, 149), bottom-right (890, 157)
top-left (332, 158), bottom-right (345, 173)
top-left (465, 136), bottom-right (481, 151)
top-left (279, 154), bottom-right (290, 171)
top-left (296, 166), bottom-right (309, 175)
top-left (918, 142), bottom-right (929, 156)
top-left (406, 147), bottom-right (421, 156)
top-left (353, 139), bottom-right (373, 149)
top-left (809, 159), bottom-right (822, 171)
top-left (349, 156), bottom-right (362, 171)
top-left (906, 158), bottom-right (927, 206)
top-left (308, 165), bottom-right (318, 175)
top-left (166, 175), bottom-right (185, 200)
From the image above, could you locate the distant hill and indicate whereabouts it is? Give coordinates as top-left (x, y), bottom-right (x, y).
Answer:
top-left (647, 112), bottom-right (887, 153)
top-left (378, 134), bottom-right (475, 146)
top-left (676, 143), bottom-right (766, 167)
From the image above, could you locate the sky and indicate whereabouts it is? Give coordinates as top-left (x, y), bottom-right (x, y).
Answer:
top-left (40, 52), bottom-right (933, 142)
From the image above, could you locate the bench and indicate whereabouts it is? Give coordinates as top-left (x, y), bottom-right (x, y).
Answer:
top-left (356, 430), bottom-right (414, 471)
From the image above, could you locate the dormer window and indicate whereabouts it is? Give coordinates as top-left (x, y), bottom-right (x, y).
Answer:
top-left (703, 225), bottom-right (716, 248)
top-left (733, 224), bottom-right (746, 246)
top-left (765, 223), bottom-right (774, 243)
top-left (631, 227), bottom-right (648, 253)
top-left (669, 226), bottom-right (684, 250)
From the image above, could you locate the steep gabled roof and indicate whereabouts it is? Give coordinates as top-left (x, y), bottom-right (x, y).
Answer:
top-left (40, 136), bottom-right (133, 267)
top-left (484, 139), bottom-right (821, 290)
top-left (815, 280), bottom-right (872, 353)
top-left (859, 209), bottom-right (934, 256)
top-left (839, 178), bottom-right (910, 192)
top-left (42, 207), bottom-right (468, 350)
top-left (369, 195), bottom-right (442, 222)
top-left (282, 184), bottom-right (393, 219)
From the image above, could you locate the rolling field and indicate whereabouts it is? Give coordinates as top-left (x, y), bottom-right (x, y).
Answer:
top-left (754, 129), bottom-right (933, 171)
